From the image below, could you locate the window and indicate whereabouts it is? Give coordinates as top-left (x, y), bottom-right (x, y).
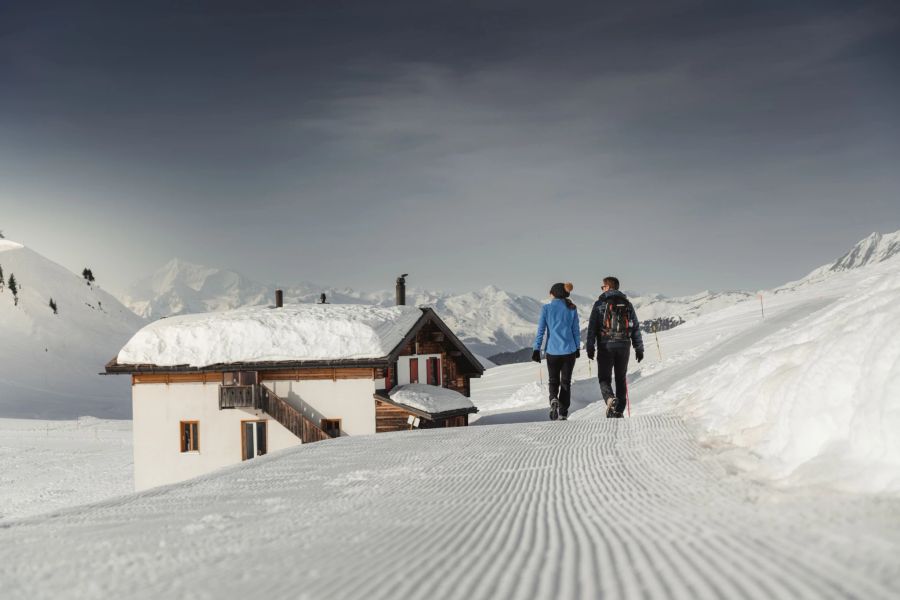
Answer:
top-left (409, 358), bottom-right (419, 384)
top-left (385, 363), bottom-right (398, 392)
top-left (321, 418), bottom-right (341, 438)
top-left (180, 421), bottom-right (199, 452)
top-left (242, 421), bottom-right (267, 460)
top-left (223, 371), bottom-right (258, 386)
top-left (426, 357), bottom-right (441, 386)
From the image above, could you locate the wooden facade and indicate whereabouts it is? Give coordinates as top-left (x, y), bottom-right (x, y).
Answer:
top-left (374, 399), bottom-right (470, 433)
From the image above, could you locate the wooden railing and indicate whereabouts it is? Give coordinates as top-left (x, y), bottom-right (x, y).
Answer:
top-left (219, 385), bottom-right (258, 409)
top-left (258, 384), bottom-right (332, 444)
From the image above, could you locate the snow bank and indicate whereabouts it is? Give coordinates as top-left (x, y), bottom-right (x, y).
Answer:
top-left (389, 384), bottom-right (475, 414)
top-left (668, 261), bottom-right (900, 493)
top-left (117, 304), bottom-right (424, 367)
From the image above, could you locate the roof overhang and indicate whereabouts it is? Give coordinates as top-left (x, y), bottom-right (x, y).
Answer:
top-left (104, 357), bottom-right (388, 375)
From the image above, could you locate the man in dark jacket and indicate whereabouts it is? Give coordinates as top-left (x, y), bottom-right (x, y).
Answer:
top-left (585, 276), bottom-right (644, 418)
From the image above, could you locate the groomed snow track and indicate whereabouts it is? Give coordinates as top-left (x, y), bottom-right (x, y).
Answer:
top-left (2, 416), bottom-right (898, 599)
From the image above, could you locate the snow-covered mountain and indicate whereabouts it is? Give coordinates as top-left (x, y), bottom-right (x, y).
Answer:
top-left (781, 230), bottom-right (900, 290)
top-left (0, 240), bottom-right (145, 419)
top-left (123, 261), bottom-right (754, 357)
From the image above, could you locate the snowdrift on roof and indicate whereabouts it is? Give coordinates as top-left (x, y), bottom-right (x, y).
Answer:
top-left (390, 384), bottom-right (475, 414)
top-left (117, 304), bottom-right (424, 367)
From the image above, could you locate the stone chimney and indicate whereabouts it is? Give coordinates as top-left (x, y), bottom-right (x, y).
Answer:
top-left (275, 289), bottom-right (283, 308)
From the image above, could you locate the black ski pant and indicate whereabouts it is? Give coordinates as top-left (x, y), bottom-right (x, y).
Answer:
top-left (597, 343), bottom-right (630, 412)
top-left (546, 352), bottom-right (577, 416)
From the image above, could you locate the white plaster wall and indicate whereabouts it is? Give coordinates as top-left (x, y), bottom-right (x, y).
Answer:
top-left (267, 378), bottom-right (377, 437)
top-left (397, 354), bottom-right (440, 385)
top-left (132, 383), bottom-right (301, 491)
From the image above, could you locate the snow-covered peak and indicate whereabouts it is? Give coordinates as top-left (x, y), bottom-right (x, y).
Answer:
top-left (0, 239), bottom-right (25, 253)
top-left (782, 229), bottom-right (900, 289)
top-left (0, 243), bottom-right (145, 418)
top-left (830, 230), bottom-right (900, 272)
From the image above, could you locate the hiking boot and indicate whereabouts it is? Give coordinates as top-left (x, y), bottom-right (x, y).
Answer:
top-left (612, 411), bottom-right (624, 418)
top-left (558, 414), bottom-right (568, 421)
top-left (549, 399), bottom-right (559, 421)
top-left (605, 396), bottom-right (618, 418)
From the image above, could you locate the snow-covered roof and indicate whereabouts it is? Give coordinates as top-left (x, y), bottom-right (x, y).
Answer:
top-left (116, 304), bottom-right (425, 368)
top-left (389, 384), bottom-right (476, 415)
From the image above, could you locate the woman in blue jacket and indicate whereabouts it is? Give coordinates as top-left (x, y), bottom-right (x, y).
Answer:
top-left (532, 282), bottom-right (581, 420)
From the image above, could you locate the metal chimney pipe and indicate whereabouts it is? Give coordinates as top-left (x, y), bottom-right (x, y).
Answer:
top-left (396, 274), bottom-right (408, 306)
top-left (275, 289), bottom-right (283, 308)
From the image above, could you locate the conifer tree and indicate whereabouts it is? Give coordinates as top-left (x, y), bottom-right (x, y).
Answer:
top-left (49, 298), bottom-right (58, 314)
top-left (0, 230), bottom-right (5, 239)
top-left (82, 268), bottom-right (95, 285)
top-left (0, 264), bottom-right (4, 292)
top-left (8, 273), bottom-right (18, 306)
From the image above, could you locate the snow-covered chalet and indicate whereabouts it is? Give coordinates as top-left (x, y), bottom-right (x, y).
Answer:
top-left (105, 282), bottom-right (483, 490)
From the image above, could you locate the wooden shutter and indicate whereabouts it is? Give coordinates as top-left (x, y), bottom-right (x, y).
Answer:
top-left (409, 358), bottom-right (419, 384)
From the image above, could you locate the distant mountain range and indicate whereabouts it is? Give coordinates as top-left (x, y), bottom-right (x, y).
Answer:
top-left (121, 229), bottom-right (900, 360)
top-left (119, 262), bottom-right (755, 358)
top-left (1, 229), bottom-right (898, 418)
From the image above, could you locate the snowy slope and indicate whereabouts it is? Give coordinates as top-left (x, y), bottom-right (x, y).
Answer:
top-left (0, 417), bottom-right (132, 521)
top-left (473, 252), bottom-right (900, 494)
top-left (0, 241), bottom-right (144, 419)
top-left (1, 414), bottom-right (897, 599)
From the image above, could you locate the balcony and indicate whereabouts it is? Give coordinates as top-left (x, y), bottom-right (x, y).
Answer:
top-left (218, 385), bottom-right (259, 409)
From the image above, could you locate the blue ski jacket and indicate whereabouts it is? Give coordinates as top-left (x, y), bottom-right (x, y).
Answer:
top-left (533, 298), bottom-right (581, 355)
top-left (586, 290), bottom-right (644, 353)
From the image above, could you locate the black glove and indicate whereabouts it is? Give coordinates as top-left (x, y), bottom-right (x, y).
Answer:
top-left (636, 350), bottom-right (644, 363)
top-left (531, 349), bottom-right (541, 363)
top-left (587, 348), bottom-right (594, 361)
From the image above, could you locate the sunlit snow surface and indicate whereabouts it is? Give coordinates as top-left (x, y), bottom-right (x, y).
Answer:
top-left (389, 384), bottom-right (475, 413)
top-left (117, 303), bottom-right (424, 367)
top-left (0, 418), bottom-right (132, 521)
top-left (2, 245), bottom-right (900, 599)
top-left (474, 254), bottom-right (900, 494)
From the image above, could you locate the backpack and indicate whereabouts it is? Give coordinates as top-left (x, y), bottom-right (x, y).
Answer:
top-left (600, 297), bottom-right (633, 342)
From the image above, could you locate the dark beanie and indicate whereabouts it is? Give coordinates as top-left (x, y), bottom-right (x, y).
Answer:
top-left (550, 282), bottom-right (569, 299)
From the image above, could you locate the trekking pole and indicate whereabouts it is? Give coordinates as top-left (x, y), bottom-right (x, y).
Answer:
top-left (759, 294), bottom-right (765, 320)
top-left (626, 381), bottom-right (631, 418)
top-left (653, 323), bottom-right (662, 361)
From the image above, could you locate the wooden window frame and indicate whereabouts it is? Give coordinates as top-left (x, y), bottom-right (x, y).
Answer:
top-left (180, 420), bottom-right (199, 453)
top-left (320, 418), bottom-right (342, 438)
top-left (409, 357), bottom-right (419, 384)
top-left (427, 357), bottom-right (442, 386)
top-left (240, 419), bottom-right (269, 461)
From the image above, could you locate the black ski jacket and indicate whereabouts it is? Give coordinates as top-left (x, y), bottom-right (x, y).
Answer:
top-left (586, 290), bottom-right (644, 354)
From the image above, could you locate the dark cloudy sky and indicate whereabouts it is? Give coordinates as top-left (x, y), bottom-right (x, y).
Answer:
top-left (1, 0), bottom-right (898, 299)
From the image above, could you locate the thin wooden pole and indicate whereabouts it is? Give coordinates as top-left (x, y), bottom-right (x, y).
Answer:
top-left (653, 323), bottom-right (663, 361)
top-left (759, 294), bottom-right (766, 320)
